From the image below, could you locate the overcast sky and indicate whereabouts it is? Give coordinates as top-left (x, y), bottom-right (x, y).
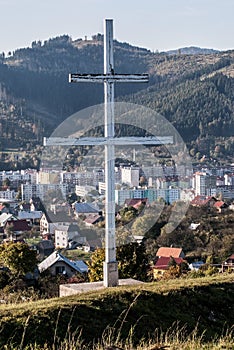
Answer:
top-left (1, 0), bottom-right (233, 54)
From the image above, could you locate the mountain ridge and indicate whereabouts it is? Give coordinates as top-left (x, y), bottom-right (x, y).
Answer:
top-left (0, 34), bottom-right (233, 165)
top-left (164, 46), bottom-right (220, 55)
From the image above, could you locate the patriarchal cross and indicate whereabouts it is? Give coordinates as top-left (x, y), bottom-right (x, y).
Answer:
top-left (44, 19), bottom-right (173, 287)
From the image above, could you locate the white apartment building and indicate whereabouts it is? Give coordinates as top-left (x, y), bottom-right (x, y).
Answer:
top-left (115, 187), bottom-right (180, 205)
top-left (21, 183), bottom-right (68, 201)
top-left (0, 169), bottom-right (38, 186)
top-left (194, 172), bottom-right (206, 196)
top-left (121, 167), bottom-right (139, 187)
top-left (60, 171), bottom-right (93, 186)
top-left (193, 172), bottom-right (216, 196)
top-left (157, 188), bottom-right (180, 204)
top-left (75, 185), bottom-right (96, 197)
top-left (0, 189), bottom-right (16, 200)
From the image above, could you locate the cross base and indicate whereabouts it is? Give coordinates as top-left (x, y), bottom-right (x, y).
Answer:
top-left (103, 261), bottom-right (119, 287)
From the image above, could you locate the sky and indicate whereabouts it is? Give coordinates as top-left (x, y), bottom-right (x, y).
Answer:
top-left (0, 0), bottom-right (234, 54)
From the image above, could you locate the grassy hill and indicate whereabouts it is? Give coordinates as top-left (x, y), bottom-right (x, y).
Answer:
top-left (0, 274), bottom-right (233, 349)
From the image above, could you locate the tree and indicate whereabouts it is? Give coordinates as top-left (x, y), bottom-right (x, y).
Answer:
top-left (88, 243), bottom-right (149, 282)
top-left (0, 242), bottom-right (37, 276)
top-left (2, 177), bottom-right (10, 188)
top-left (66, 192), bottom-right (78, 205)
top-left (119, 206), bottom-right (138, 223)
top-left (117, 242), bottom-right (149, 281)
top-left (88, 248), bottom-right (105, 282)
top-left (132, 214), bottom-right (155, 236)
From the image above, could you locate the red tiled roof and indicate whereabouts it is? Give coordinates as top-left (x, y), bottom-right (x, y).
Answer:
top-left (156, 247), bottom-right (184, 258)
top-left (124, 198), bottom-right (148, 209)
top-left (154, 256), bottom-right (184, 270)
top-left (213, 201), bottom-right (225, 208)
top-left (191, 195), bottom-right (215, 206)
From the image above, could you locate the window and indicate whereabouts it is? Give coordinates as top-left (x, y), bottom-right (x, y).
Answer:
top-left (56, 266), bottom-right (66, 274)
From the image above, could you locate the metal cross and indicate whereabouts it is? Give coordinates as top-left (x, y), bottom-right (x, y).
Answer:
top-left (44, 19), bottom-right (173, 287)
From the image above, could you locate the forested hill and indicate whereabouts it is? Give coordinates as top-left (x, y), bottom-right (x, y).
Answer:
top-left (0, 35), bottom-right (151, 124)
top-left (0, 34), bottom-right (234, 162)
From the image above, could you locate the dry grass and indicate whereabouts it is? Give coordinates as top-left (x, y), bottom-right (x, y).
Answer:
top-left (0, 273), bottom-right (233, 349)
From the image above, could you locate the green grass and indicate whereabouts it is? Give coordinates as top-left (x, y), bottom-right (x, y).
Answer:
top-left (25, 237), bottom-right (41, 246)
top-left (62, 249), bottom-right (92, 261)
top-left (0, 273), bottom-right (233, 349)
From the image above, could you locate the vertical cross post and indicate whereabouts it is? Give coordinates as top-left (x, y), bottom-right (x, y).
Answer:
top-left (103, 19), bottom-right (118, 287)
top-left (45, 19), bottom-right (159, 288)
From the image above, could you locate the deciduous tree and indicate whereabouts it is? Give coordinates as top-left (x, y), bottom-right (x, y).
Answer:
top-left (0, 242), bottom-right (37, 276)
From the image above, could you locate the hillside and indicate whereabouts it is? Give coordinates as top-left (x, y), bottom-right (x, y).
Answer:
top-left (0, 274), bottom-right (233, 348)
top-left (0, 35), bottom-right (233, 164)
top-left (165, 46), bottom-right (220, 55)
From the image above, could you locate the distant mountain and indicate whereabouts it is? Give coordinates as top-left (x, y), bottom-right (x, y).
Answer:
top-left (164, 46), bottom-right (220, 55)
top-left (0, 34), bottom-right (233, 165)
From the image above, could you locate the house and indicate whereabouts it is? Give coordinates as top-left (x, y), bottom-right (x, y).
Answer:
top-left (40, 211), bottom-right (74, 235)
top-left (190, 195), bottom-right (216, 207)
top-left (36, 239), bottom-right (55, 260)
top-left (213, 201), bottom-right (228, 213)
top-left (0, 213), bottom-right (17, 227)
top-left (189, 261), bottom-right (205, 271)
top-left (124, 198), bottom-right (148, 210)
top-left (83, 238), bottom-right (102, 252)
top-left (4, 219), bottom-right (31, 239)
top-left (38, 251), bottom-right (88, 278)
top-left (133, 235), bottom-right (144, 244)
top-left (54, 223), bottom-right (85, 249)
top-left (189, 223), bottom-right (200, 230)
top-left (156, 247), bottom-right (185, 259)
top-left (222, 254), bottom-right (234, 272)
top-left (74, 202), bottom-right (100, 218)
top-left (152, 256), bottom-right (185, 278)
top-left (17, 210), bottom-right (43, 223)
top-left (84, 214), bottom-right (103, 227)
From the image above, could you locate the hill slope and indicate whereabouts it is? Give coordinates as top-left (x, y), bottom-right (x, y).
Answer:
top-left (0, 274), bottom-right (233, 348)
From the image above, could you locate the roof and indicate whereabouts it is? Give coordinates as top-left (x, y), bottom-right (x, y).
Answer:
top-left (124, 198), bottom-right (148, 209)
top-left (189, 261), bottom-right (204, 269)
top-left (213, 201), bottom-right (225, 208)
top-left (42, 210), bottom-right (74, 224)
top-left (156, 247), bottom-right (184, 258)
top-left (18, 211), bottom-right (43, 220)
top-left (5, 219), bottom-right (31, 232)
top-left (84, 214), bottom-right (102, 225)
top-left (0, 213), bottom-right (15, 225)
top-left (189, 223), bottom-right (200, 230)
top-left (38, 251), bottom-right (88, 274)
top-left (190, 195), bottom-right (215, 206)
top-left (226, 254), bottom-right (234, 261)
top-left (74, 202), bottom-right (100, 214)
top-left (73, 260), bottom-right (88, 273)
top-left (54, 223), bottom-right (80, 233)
top-left (68, 223), bottom-right (80, 232)
top-left (37, 240), bottom-right (54, 250)
top-left (154, 256), bottom-right (184, 270)
top-left (84, 238), bottom-right (102, 248)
